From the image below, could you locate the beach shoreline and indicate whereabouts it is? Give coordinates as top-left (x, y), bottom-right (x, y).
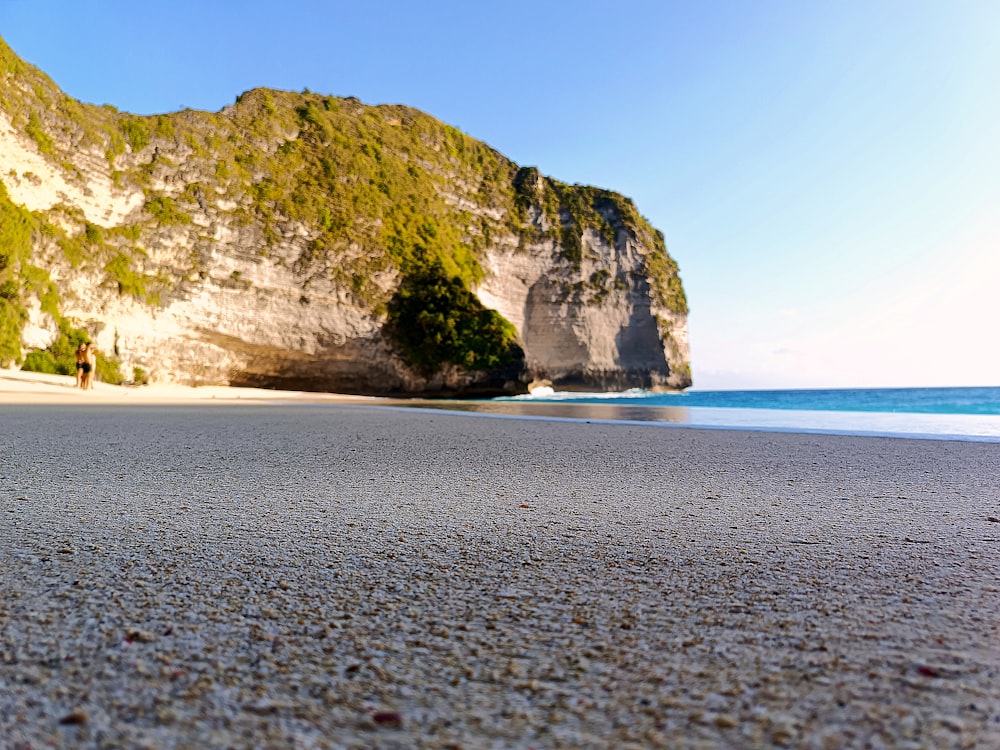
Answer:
top-left (2, 399), bottom-right (998, 747)
top-left (7, 368), bottom-right (1000, 444)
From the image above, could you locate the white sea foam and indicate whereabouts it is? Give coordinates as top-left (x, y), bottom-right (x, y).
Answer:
top-left (682, 407), bottom-right (1000, 442)
top-left (512, 388), bottom-right (649, 401)
top-left (525, 385), bottom-right (555, 397)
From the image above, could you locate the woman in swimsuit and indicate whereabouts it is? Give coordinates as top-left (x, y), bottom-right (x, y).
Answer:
top-left (84, 345), bottom-right (97, 389)
top-left (75, 343), bottom-right (90, 388)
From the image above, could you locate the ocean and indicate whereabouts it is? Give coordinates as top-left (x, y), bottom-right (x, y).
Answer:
top-left (436, 386), bottom-right (1000, 442)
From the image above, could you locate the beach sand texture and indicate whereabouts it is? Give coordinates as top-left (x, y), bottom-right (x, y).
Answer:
top-left (1, 400), bottom-right (999, 748)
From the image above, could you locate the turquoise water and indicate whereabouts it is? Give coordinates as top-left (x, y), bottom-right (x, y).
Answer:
top-left (502, 386), bottom-right (1000, 415)
top-left (478, 386), bottom-right (1000, 441)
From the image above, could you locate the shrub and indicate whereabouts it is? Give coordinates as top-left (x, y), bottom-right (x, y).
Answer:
top-left (95, 354), bottom-right (123, 385)
top-left (0, 182), bottom-right (35, 272)
top-left (0, 297), bottom-right (26, 366)
top-left (84, 222), bottom-right (104, 245)
top-left (21, 321), bottom-right (90, 376)
top-left (119, 117), bottom-right (150, 152)
top-left (49, 323), bottom-right (89, 363)
top-left (22, 349), bottom-right (64, 375)
top-left (0, 183), bottom-right (36, 362)
top-left (105, 252), bottom-right (147, 297)
top-left (385, 260), bottom-right (522, 377)
top-left (25, 111), bottom-right (54, 154)
top-left (145, 196), bottom-right (191, 225)
top-left (57, 232), bottom-right (87, 267)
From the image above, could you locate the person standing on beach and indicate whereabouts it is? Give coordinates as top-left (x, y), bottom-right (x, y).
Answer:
top-left (83, 344), bottom-right (97, 389)
top-left (75, 343), bottom-right (90, 389)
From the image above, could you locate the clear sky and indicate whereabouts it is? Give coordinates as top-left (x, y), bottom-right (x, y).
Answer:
top-left (2, 0), bottom-right (998, 389)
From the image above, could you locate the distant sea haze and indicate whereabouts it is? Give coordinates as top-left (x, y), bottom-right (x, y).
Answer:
top-left (476, 387), bottom-right (1000, 441)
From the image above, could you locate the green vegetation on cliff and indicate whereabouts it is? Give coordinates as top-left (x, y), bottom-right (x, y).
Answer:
top-left (17, 257), bottom-right (125, 383)
top-left (217, 89), bottom-right (511, 290)
top-left (0, 34), bottom-right (688, 386)
top-left (0, 169), bottom-right (125, 378)
top-left (385, 260), bottom-right (523, 377)
top-left (0, 181), bottom-right (35, 365)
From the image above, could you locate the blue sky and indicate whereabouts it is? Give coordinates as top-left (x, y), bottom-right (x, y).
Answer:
top-left (2, 0), bottom-right (998, 388)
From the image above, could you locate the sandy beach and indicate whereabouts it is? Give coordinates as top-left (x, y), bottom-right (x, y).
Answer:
top-left (0, 368), bottom-right (377, 406)
top-left (1, 373), bottom-right (999, 748)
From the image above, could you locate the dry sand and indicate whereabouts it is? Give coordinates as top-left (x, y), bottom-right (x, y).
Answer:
top-left (1, 372), bottom-right (999, 748)
top-left (0, 368), bottom-right (372, 406)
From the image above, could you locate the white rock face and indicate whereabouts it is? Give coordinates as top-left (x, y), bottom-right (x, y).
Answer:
top-left (478, 228), bottom-right (688, 390)
top-left (21, 296), bottom-right (56, 350)
top-left (0, 114), bottom-right (143, 226)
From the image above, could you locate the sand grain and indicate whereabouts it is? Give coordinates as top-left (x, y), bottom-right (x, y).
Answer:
top-left (1, 404), bottom-right (998, 748)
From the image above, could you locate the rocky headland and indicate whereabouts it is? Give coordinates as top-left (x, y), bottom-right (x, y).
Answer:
top-left (0, 37), bottom-right (690, 396)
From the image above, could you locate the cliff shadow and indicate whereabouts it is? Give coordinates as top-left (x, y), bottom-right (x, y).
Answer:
top-left (613, 301), bottom-right (670, 374)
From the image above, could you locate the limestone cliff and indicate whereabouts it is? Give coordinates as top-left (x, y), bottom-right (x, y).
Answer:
top-left (0, 38), bottom-right (690, 396)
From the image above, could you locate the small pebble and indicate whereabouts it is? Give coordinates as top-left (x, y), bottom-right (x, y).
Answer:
top-left (59, 710), bottom-right (88, 725)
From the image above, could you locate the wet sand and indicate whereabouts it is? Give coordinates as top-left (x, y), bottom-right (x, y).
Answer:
top-left (1, 394), bottom-right (999, 747)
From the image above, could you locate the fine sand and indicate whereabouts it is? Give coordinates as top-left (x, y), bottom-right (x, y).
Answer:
top-left (1, 374), bottom-right (999, 748)
top-left (0, 368), bottom-right (375, 406)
